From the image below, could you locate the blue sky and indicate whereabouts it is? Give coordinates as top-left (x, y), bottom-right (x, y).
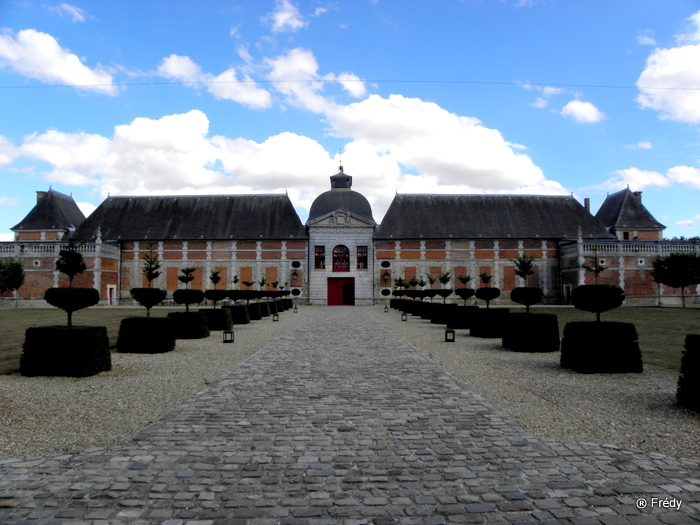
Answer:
top-left (1, 0), bottom-right (699, 240)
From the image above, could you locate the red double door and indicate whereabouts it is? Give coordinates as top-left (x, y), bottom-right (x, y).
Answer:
top-left (327, 278), bottom-right (355, 305)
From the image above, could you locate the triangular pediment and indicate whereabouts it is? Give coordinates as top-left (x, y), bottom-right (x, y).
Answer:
top-left (306, 208), bottom-right (376, 228)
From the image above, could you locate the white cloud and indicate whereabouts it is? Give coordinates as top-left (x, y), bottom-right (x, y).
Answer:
top-left (677, 213), bottom-right (700, 228)
top-left (157, 54), bottom-right (272, 109)
top-left (0, 233), bottom-right (14, 241)
top-left (76, 202), bottom-right (97, 217)
top-left (560, 99), bottom-right (606, 123)
top-left (523, 84), bottom-right (565, 109)
top-left (637, 30), bottom-right (656, 46)
top-left (46, 3), bottom-right (86, 22)
top-left (0, 136), bottom-right (18, 168)
top-left (264, 0), bottom-right (307, 33)
top-left (0, 196), bottom-right (18, 206)
top-left (601, 167), bottom-right (670, 191)
top-left (530, 97), bottom-right (548, 109)
top-left (667, 165), bottom-right (700, 188)
top-left (328, 94), bottom-right (565, 193)
top-left (636, 10), bottom-right (700, 123)
top-left (635, 141), bottom-right (652, 149)
top-left (0, 29), bottom-right (116, 94)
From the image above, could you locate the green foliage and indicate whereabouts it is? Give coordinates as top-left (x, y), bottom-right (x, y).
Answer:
top-left (511, 255), bottom-right (536, 285)
top-left (438, 270), bottom-right (452, 287)
top-left (455, 288), bottom-right (475, 305)
top-left (0, 258), bottom-right (25, 303)
top-left (580, 249), bottom-right (607, 284)
top-left (130, 288), bottom-right (167, 316)
top-left (117, 317), bottom-right (175, 354)
top-left (408, 277), bottom-right (418, 288)
top-left (561, 321), bottom-right (642, 373)
top-left (470, 308), bottom-right (510, 338)
top-left (426, 274), bottom-right (437, 286)
top-left (456, 274), bottom-right (471, 286)
top-left (571, 284), bottom-right (624, 322)
top-left (223, 304), bottom-right (250, 324)
top-left (142, 242), bottom-right (161, 286)
top-left (652, 252), bottom-right (700, 307)
top-left (21, 326), bottom-right (111, 377)
top-left (393, 277), bottom-right (407, 289)
top-left (677, 335), bottom-right (700, 411)
top-left (199, 308), bottom-right (233, 330)
top-left (44, 287), bottom-right (100, 327)
top-left (55, 239), bottom-right (87, 285)
top-left (479, 272), bottom-right (492, 284)
top-left (167, 312), bottom-right (210, 339)
top-left (475, 287), bottom-right (500, 308)
top-left (210, 270), bottom-right (221, 289)
top-left (178, 267), bottom-right (196, 288)
top-left (258, 276), bottom-right (267, 289)
top-left (502, 313), bottom-right (559, 352)
top-left (231, 274), bottom-right (239, 288)
top-left (173, 289), bottom-right (204, 312)
top-left (204, 289), bottom-right (228, 307)
top-left (510, 286), bottom-right (544, 313)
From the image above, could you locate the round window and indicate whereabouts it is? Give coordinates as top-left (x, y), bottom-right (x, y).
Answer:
top-left (381, 289), bottom-right (391, 296)
top-left (291, 261), bottom-right (301, 268)
top-left (381, 261), bottom-right (391, 268)
top-left (291, 288), bottom-right (301, 296)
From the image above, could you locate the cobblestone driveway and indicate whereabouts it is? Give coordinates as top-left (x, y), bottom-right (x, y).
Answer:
top-left (1, 306), bottom-right (698, 524)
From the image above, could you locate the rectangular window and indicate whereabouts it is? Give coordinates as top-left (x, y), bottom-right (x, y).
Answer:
top-left (357, 246), bottom-right (368, 269)
top-left (314, 246), bottom-right (325, 269)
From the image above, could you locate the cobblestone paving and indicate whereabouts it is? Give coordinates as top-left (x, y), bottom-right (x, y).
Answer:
top-left (1, 306), bottom-right (699, 524)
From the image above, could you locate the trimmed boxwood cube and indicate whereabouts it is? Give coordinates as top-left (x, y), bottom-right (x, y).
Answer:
top-left (21, 326), bottom-right (111, 377)
top-left (248, 302), bottom-right (262, 321)
top-left (561, 321), bottom-right (642, 373)
top-left (445, 305), bottom-right (479, 329)
top-left (259, 302), bottom-right (271, 317)
top-left (117, 317), bottom-right (175, 354)
top-left (677, 335), bottom-right (700, 412)
top-left (199, 308), bottom-right (233, 331)
top-left (224, 304), bottom-right (250, 325)
top-left (167, 312), bottom-right (210, 339)
top-left (430, 303), bottom-right (456, 325)
top-left (470, 308), bottom-right (510, 338)
top-left (267, 300), bottom-right (278, 315)
top-left (502, 313), bottom-right (559, 352)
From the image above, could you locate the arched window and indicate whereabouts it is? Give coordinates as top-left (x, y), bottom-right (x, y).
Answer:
top-left (332, 245), bottom-right (350, 272)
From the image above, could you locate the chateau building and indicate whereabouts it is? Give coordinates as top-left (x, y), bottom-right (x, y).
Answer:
top-left (2, 168), bottom-right (699, 306)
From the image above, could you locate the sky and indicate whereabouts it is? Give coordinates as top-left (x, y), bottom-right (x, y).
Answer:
top-left (0, 0), bottom-right (699, 240)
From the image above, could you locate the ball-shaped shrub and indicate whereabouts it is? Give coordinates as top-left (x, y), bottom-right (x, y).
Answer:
top-left (475, 287), bottom-right (500, 308)
top-left (173, 289), bottom-right (204, 312)
top-left (510, 287), bottom-right (544, 313)
top-left (204, 289), bottom-right (228, 306)
top-left (571, 284), bottom-right (624, 322)
top-left (44, 287), bottom-right (100, 326)
top-left (130, 288), bottom-right (167, 315)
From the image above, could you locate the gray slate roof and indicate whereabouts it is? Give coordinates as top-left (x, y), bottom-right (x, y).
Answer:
top-left (308, 190), bottom-right (375, 223)
top-left (72, 194), bottom-right (307, 241)
top-left (595, 188), bottom-right (666, 231)
top-left (375, 194), bottom-right (615, 240)
top-left (11, 189), bottom-right (85, 232)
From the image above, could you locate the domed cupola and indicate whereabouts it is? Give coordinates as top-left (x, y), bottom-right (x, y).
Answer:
top-left (307, 166), bottom-right (375, 224)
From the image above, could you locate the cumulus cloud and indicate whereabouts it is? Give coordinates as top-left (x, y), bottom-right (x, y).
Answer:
top-left (636, 10), bottom-right (700, 123)
top-left (667, 165), bottom-right (700, 187)
top-left (157, 54), bottom-right (272, 109)
top-left (637, 30), bottom-right (656, 46)
top-left (264, 0), bottom-right (307, 33)
top-left (599, 165), bottom-right (700, 192)
top-left (46, 3), bottom-right (86, 22)
top-left (328, 94), bottom-right (565, 193)
top-left (0, 29), bottom-right (116, 94)
top-left (560, 99), bottom-right (606, 123)
top-left (0, 136), bottom-right (18, 168)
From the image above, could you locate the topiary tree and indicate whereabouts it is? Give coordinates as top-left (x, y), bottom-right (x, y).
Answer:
top-left (0, 257), bottom-right (25, 308)
top-left (475, 272), bottom-right (500, 308)
top-left (130, 242), bottom-right (166, 317)
top-left (173, 267), bottom-right (203, 312)
top-left (510, 287), bottom-right (543, 314)
top-left (580, 249), bottom-right (607, 284)
top-left (652, 252), bottom-right (700, 308)
top-left (571, 284), bottom-right (625, 322)
top-left (204, 270), bottom-right (227, 307)
top-left (511, 255), bottom-right (536, 286)
top-left (45, 240), bottom-right (99, 326)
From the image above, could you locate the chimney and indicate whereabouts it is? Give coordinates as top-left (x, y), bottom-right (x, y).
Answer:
top-left (584, 197), bottom-right (590, 213)
top-left (36, 191), bottom-right (47, 203)
top-left (633, 191), bottom-right (642, 202)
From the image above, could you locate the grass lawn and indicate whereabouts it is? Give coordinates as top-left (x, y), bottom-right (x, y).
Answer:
top-left (0, 307), bottom-right (174, 375)
top-left (534, 306), bottom-right (700, 372)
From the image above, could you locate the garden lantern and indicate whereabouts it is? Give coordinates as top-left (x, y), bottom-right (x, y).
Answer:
top-left (401, 312), bottom-right (408, 321)
top-left (384, 305), bottom-right (389, 313)
top-left (445, 327), bottom-right (456, 342)
top-left (223, 330), bottom-right (234, 343)
top-left (272, 313), bottom-right (279, 322)
top-left (293, 305), bottom-right (298, 313)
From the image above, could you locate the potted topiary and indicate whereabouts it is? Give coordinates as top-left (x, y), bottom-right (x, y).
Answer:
top-left (200, 270), bottom-right (232, 331)
top-left (240, 280), bottom-right (262, 320)
top-left (169, 267), bottom-right (209, 339)
top-left (118, 242), bottom-right (174, 354)
top-left (677, 335), bottom-right (700, 412)
top-left (225, 275), bottom-right (251, 325)
top-left (450, 275), bottom-right (478, 330)
top-left (21, 239), bottom-right (110, 377)
top-left (471, 272), bottom-right (508, 338)
top-left (431, 271), bottom-right (455, 325)
top-left (560, 281), bottom-right (642, 373)
top-left (503, 255), bottom-right (559, 353)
